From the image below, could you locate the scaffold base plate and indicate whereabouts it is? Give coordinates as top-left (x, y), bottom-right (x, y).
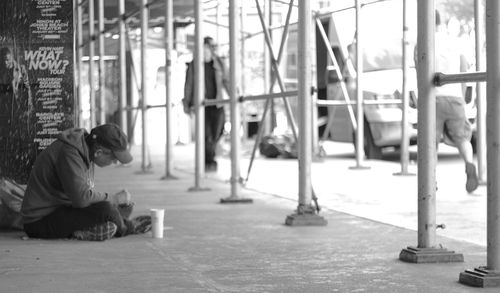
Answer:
top-left (285, 213), bottom-right (328, 226)
top-left (399, 246), bottom-right (464, 263)
top-left (220, 197), bottom-right (253, 204)
top-left (187, 187), bottom-right (211, 192)
top-left (459, 267), bottom-right (500, 287)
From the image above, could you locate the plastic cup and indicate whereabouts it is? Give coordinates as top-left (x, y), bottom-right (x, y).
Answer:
top-left (150, 208), bottom-right (165, 238)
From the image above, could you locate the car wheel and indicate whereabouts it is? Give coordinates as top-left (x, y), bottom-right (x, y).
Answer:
top-left (364, 122), bottom-right (383, 160)
top-left (352, 121), bottom-right (383, 160)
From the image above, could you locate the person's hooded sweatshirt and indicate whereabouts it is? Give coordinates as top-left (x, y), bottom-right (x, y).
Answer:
top-left (21, 128), bottom-right (108, 224)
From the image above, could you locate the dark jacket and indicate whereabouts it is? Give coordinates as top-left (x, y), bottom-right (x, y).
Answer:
top-left (21, 128), bottom-right (108, 223)
top-left (182, 56), bottom-right (228, 110)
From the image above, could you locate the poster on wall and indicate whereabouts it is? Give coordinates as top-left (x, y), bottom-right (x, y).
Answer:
top-left (0, 0), bottom-right (74, 184)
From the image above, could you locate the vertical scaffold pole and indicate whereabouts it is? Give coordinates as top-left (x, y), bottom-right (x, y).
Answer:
top-left (485, 0), bottom-right (500, 272)
top-left (140, 0), bottom-right (149, 171)
top-left (459, 1), bottom-right (500, 287)
top-left (475, 0), bottom-right (486, 184)
top-left (162, 0), bottom-right (177, 180)
top-left (394, 0), bottom-right (414, 177)
top-left (285, 0), bottom-right (327, 226)
top-left (350, 0), bottom-right (369, 170)
top-left (220, 0), bottom-right (252, 204)
top-left (98, 0), bottom-right (105, 125)
top-left (76, 0), bottom-right (84, 128)
top-left (189, 0), bottom-right (207, 191)
top-left (399, 0), bottom-right (463, 263)
top-left (263, 0), bottom-right (273, 135)
top-left (88, 0), bottom-right (96, 128)
top-left (118, 0), bottom-right (128, 135)
top-left (417, 0), bottom-right (436, 250)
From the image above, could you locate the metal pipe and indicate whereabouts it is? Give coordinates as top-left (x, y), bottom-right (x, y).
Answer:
top-left (310, 13), bottom-right (320, 157)
top-left (486, 0), bottom-right (500, 271)
top-left (244, 0), bottom-right (295, 184)
top-left (475, 0), bottom-right (486, 184)
top-left (434, 71), bottom-right (486, 86)
top-left (164, 0), bottom-right (174, 178)
top-left (76, 0), bottom-right (84, 128)
top-left (194, 0), bottom-right (205, 187)
top-left (297, 0), bottom-right (313, 207)
top-left (417, 0), bottom-right (436, 249)
top-left (317, 99), bottom-right (402, 106)
top-left (88, 0), bottom-right (96, 128)
top-left (241, 90), bottom-right (297, 102)
top-left (354, 0), bottom-right (365, 167)
top-left (141, 0), bottom-right (149, 171)
top-left (314, 0), bottom-right (392, 19)
top-left (203, 90), bottom-right (298, 106)
top-left (314, 18), bottom-right (357, 130)
top-left (240, 2), bottom-right (246, 96)
top-left (263, 0), bottom-right (272, 135)
top-left (399, 0), bottom-right (410, 175)
top-left (98, 0), bottom-right (106, 124)
top-left (229, 0), bottom-right (242, 198)
top-left (78, 0), bottom-right (165, 48)
top-left (119, 0), bottom-right (128, 134)
top-left (255, 0), bottom-right (298, 141)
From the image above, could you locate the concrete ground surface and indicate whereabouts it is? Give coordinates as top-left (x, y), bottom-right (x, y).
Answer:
top-left (0, 141), bottom-right (496, 293)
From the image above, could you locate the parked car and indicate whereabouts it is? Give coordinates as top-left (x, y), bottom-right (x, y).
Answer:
top-left (316, 13), bottom-right (418, 159)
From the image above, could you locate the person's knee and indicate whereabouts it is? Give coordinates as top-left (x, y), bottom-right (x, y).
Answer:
top-left (88, 201), bottom-right (114, 213)
top-left (84, 201), bottom-right (121, 222)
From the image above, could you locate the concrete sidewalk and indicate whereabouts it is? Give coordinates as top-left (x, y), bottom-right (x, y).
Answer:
top-left (0, 143), bottom-right (495, 292)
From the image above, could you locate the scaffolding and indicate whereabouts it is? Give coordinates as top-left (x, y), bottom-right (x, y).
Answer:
top-left (74, 0), bottom-right (500, 287)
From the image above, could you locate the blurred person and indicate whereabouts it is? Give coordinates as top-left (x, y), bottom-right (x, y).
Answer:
top-left (0, 47), bottom-right (33, 184)
top-left (0, 47), bottom-right (27, 98)
top-left (0, 46), bottom-right (29, 118)
top-left (182, 36), bottom-right (229, 171)
top-left (21, 124), bottom-right (151, 241)
top-left (434, 11), bottom-right (478, 193)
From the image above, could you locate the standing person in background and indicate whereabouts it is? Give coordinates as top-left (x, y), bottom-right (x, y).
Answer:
top-left (183, 36), bottom-right (229, 172)
top-left (433, 11), bottom-right (478, 193)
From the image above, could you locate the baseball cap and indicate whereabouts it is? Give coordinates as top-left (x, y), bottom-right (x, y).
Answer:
top-left (90, 124), bottom-right (133, 164)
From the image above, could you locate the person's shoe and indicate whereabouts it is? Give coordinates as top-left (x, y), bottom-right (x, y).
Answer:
top-left (205, 161), bottom-right (218, 172)
top-left (126, 215), bottom-right (152, 234)
top-left (73, 221), bottom-right (118, 241)
top-left (465, 162), bottom-right (479, 193)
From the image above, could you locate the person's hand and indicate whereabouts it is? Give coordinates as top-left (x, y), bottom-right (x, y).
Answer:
top-left (110, 189), bottom-right (131, 206)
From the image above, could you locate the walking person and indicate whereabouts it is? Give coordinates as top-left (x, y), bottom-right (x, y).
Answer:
top-left (434, 11), bottom-right (478, 193)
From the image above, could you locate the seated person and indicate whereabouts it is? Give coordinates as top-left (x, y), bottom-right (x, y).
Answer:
top-left (21, 123), bottom-right (150, 241)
